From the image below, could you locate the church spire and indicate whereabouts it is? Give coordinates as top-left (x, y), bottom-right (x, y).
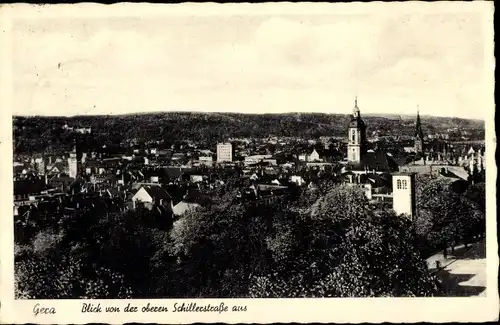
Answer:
top-left (415, 105), bottom-right (424, 139)
top-left (353, 96), bottom-right (360, 118)
top-left (414, 105), bottom-right (425, 156)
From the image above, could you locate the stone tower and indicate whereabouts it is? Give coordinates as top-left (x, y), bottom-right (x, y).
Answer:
top-left (347, 97), bottom-right (367, 164)
top-left (392, 172), bottom-right (416, 220)
top-left (414, 107), bottom-right (425, 156)
top-left (68, 142), bottom-right (78, 178)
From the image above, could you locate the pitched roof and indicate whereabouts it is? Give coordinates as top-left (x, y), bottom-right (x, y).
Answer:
top-left (436, 175), bottom-right (468, 193)
top-left (362, 173), bottom-right (391, 187)
top-left (443, 166), bottom-right (469, 181)
top-left (313, 148), bottom-right (331, 158)
top-left (352, 151), bottom-right (399, 172)
top-left (172, 201), bottom-right (201, 216)
top-left (142, 185), bottom-right (171, 202)
top-left (101, 157), bottom-right (122, 167)
top-left (49, 174), bottom-right (75, 186)
top-left (164, 167), bottom-right (193, 179)
top-left (391, 153), bottom-right (413, 166)
top-left (48, 162), bottom-right (66, 173)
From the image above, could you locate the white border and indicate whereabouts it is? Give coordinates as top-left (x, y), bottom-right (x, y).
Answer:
top-left (0, 2), bottom-right (497, 324)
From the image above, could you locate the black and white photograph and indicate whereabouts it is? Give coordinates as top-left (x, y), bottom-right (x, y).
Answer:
top-left (0, 2), bottom-right (497, 324)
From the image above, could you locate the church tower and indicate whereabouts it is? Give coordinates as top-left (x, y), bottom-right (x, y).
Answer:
top-left (347, 97), bottom-right (367, 164)
top-left (414, 107), bottom-right (425, 156)
top-left (68, 141), bottom-right (78, 178)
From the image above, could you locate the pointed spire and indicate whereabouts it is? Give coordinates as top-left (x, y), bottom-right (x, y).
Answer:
top-left (353, 96), bottom-right (360, 117)
top-left (415, 105), bottom-right (424, 139)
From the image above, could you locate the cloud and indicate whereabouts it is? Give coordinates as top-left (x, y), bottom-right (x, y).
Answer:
top-left (10, 11), bottom-right (490, 119)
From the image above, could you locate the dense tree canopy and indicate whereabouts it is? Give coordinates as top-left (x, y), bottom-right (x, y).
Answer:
top-left (167, 185), bottom-right (439, 298)
top-left (16, 182), bottom-right (458, 299)
top-left (415, 177), bottom-right (485, 256)
top-left (15, 205), bottom-right (172, 299)
top-left (168, 190), bottom-right (274, 297)
top-left (248, 186), bottom-right (439, 297)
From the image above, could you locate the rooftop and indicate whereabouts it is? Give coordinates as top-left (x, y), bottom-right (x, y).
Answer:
top-left (392, 172), bottom-right (417, 176)
top-left (351, 151), bottom-right (399, 172)
top-left (141, 185), bottom-right (172, 202)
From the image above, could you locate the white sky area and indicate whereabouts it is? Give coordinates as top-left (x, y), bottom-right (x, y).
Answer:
top-left (8, 3), bottom-right (494, 119)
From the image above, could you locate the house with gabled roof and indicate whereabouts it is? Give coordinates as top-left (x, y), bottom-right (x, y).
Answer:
top-left (171, 189), bottom-right (212, 217)
top-left (47, 161), bottom-right (67, 175)
top-left (48, 174), bottom-right (75, 192)
top-left (131, 185), bottom-right (172, 210)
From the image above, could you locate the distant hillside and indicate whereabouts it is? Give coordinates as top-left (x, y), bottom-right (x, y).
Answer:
top-left (12, 112), bottom-right (484, 154)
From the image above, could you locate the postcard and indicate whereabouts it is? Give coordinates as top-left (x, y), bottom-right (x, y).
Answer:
top-left (0, 2), bottom-right (497, 324)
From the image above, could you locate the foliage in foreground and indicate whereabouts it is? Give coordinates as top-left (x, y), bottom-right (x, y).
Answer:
top-left (15, 179), bottom-right (487, 298)
top-left (415, 177), bottom-right (485, 256)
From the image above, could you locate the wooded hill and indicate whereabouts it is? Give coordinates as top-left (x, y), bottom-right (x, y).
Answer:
top-left (13, 112), bottom-right (484, 154)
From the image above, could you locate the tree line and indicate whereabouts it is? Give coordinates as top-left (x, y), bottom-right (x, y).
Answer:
top-left (14, 177), bottom-right (485, 299)
top-left (13, 113), bottom-right (484, 155)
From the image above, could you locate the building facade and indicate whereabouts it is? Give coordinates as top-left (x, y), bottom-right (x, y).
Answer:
top-left (244, 154), bottom-right (272, 165)
top-left (216, 142), bottom-right (233, 163)
top-left (392, 172), bottom-right (416, 220)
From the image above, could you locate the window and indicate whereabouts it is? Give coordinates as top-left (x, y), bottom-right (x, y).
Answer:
top-left (397, 179), bottom-right (402, 189)
top-left (402, 180), bottom-right (407, 189)
top-left (351, 130), bottom-right (356, 142)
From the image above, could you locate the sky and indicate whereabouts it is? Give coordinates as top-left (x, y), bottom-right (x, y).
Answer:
top-left (8, 3), bottom-right (494, 119)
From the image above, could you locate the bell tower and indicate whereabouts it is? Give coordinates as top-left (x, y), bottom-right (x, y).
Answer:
top-left (347, 97), bottom-right (367, 164)
top-left (68, 139), bottom-right (78, 178)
